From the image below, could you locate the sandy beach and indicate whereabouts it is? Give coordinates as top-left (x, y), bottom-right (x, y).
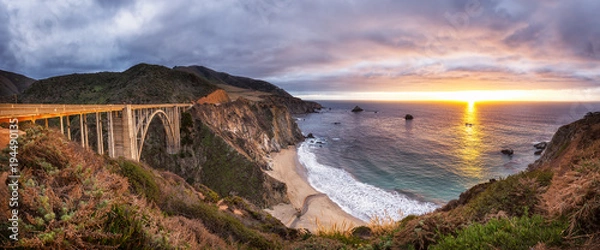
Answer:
top-left (264, 148), bottom-right (365, 232)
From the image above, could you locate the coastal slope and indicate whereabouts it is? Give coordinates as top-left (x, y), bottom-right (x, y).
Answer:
top-left (175, 65), bottom-right (322, 114)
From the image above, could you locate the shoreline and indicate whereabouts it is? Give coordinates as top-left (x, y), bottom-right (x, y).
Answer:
top-left (264, 147), bottom-right (365, 232)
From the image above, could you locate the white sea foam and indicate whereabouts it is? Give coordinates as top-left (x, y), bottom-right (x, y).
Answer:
top-left (297, 142), bottom-right (438, 222)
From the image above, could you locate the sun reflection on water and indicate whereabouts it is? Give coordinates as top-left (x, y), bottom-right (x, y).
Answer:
top-left (458, 101), bottom-right (483, 179)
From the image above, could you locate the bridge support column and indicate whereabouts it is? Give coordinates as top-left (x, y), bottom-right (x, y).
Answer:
top-left (167, 106), bottom-right (181, 154)
top-left (112, 105), bottom-right (138, 160)
top-left (96, 112), bottom-right (103, 155)
top-left (107, 112), bottom-right (115, 158)
top-left (80, 114), bottom-right (85, 147)
top-left (59, 116), bottom-right (64, 135)
top-left (66, 116), bottom-right (71, 140)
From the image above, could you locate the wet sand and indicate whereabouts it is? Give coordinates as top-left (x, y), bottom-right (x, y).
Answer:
top-left (264, 148), bottom-right (365, 232)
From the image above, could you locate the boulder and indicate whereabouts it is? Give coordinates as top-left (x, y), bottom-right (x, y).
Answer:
top-left (306, 133), bottom-right (315, 139)
top-left (351, 106), bottom-right (364, 112)
top-left (405, 114), bottom-right (414, 120)
top-left (534, 142), bottom-right (547, 150)
top-left (501, 148), bottom-right (514, 156)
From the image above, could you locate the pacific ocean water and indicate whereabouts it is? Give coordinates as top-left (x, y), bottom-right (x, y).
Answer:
top-left (294, 101), bottom-right (600, 222)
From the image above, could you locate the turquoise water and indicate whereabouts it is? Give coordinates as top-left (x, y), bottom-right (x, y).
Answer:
top-left (295, 101), bottom-right (599, 221)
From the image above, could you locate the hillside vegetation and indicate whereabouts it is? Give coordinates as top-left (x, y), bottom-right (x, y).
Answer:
top-left (19, 64), bottom-right (218, 104)
top-left (0, 128), bottom-right (313, 249)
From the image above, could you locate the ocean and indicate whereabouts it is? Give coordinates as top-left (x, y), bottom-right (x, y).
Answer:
top-left (294, 101), bottom-right (600, 222)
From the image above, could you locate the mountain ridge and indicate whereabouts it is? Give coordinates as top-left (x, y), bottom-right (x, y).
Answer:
top-left (0, 69), bottom-right (35, 98)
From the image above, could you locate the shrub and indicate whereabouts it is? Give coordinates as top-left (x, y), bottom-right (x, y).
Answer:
top-left (115, 159), bottom-right (160, 203)
top-left (430, 215), bottom-right (567, 250)
top-left (466, 169), bottom-right (553, 219)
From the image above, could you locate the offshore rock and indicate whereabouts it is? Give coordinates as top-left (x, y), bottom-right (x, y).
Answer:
top-left (501, 148), bottom-right (514, 155)
top-left (351, 106), bottom-right (364, 112)
top-left (534, 142), bottom-right (547, 150)
top-left (405, 114), bottom-right (414, 120)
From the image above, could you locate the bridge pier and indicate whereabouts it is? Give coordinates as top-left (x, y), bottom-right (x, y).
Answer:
top-left (96, 112), bottom-right (103, 155)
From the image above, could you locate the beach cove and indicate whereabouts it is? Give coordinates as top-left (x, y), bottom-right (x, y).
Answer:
top-left (264, 148), bottom-right (365, 232)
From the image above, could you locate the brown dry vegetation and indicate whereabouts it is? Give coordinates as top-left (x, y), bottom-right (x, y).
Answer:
top-left (0, 127), bottom-right (229, 249)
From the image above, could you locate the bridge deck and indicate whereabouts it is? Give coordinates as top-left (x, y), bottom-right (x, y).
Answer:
top-left (0, 103), bottom-right (192, 123)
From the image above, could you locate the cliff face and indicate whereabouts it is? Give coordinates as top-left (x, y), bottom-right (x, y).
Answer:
top-left (140, 97), bottom-right (303, 208)
top-left (529, 111), bottom-right (600, 172)
top-left (193, 97), bottom-right (304, 164)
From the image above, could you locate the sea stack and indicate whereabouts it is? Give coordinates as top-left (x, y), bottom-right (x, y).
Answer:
top-left (405, 114), bottom-right (414, 120)
top-left (351, 106), bottom-right (364, 112)
top-left (501, 148), bottom-right (514, 156)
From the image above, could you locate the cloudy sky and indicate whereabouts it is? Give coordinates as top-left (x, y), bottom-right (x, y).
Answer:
top-left (1, 0), bottom-right (599, 101)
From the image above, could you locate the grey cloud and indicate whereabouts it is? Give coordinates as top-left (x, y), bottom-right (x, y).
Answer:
top-left (0, 0), bottom-right (598, 95)
top-left (555, 1), bottom-right (600, 60)
top-left (0, 4), bottom-right (16, 71)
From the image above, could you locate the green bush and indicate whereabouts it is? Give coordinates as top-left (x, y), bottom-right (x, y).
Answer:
top-left (116, 160), bottom-right (160, 203)
top-left (466, 170), bottom-right (553, 219)
top-left (431, 215), bottom-right (567, 250)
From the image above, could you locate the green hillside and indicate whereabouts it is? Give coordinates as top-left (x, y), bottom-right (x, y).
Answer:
top-left (19, 63), bottom-right (218, 104)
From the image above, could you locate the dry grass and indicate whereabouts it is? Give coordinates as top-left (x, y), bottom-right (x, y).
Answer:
top-left (368, 211), bottom-right (401, 237)
top-left (541, 159), bottom-right (600, 245)
top-left (314, 218), bottom-right (355, 238)
top-left (0, 127), bottom-right (230, 249)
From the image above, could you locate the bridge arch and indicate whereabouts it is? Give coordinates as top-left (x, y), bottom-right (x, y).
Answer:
top-left (135, 109), bottom-right (178, 161)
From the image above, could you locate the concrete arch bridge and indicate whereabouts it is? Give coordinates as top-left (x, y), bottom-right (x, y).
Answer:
top-left (0, 103), bottom-right (192, 161)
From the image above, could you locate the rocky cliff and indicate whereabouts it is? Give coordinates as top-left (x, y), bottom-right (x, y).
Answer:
top-left (139, 97), bottom-right (304, 208)
top-left (194, 97), bottom-right (304, 164)
top-left (529, 111), bottom-right (600, 172)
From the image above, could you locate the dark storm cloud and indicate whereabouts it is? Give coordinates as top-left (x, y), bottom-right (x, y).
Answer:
top-left (0, 4), bottom-right (16, 71)
top-left (0, 0), bottom-right (599, 98)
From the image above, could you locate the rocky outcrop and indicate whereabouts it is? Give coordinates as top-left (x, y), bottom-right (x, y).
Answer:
top-left (193, 97), bottom-right (304, 164)
top-left (501, 148), bottom-right (514, 155)
top-left (529, 111), bottom-right (600, 172)
top-left (351, 106), bottom-right (364, 112)
top-left (196, 89), bottom-right (231, 105)
top-left (405, 114), bottom-right (414, 120)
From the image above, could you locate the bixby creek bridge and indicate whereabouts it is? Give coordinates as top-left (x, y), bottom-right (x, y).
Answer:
top-left (0, 103), bottom-right (192, 161)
